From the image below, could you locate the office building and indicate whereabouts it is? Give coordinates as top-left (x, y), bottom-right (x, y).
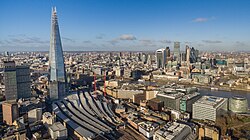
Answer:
top-left (138, 121), bottom-right (159, 138)
top-left (180, 92), bottom-right (200, 113)
top-left (49, 7), bottom-right (67, 100)
top-left (16, 65), bottom-right (31, 99)
top-left (192, 96), bottom-right (228, 122)
top-left (28, 108), bottom-right (42, 123)
top-left (153, 122), bottom-right (193, 140)
top-left (2, 61), bottom-right (17, 100)
top-left (198, 124), bottom-right (220, 140)
top-left (229, 96), bottom-right (248, 113)
top-left (186, 45), bottom-right (190, 64)
top-left (173, 42), bottom-right (180, 62)
top-left (48, 122), bottom-right (68, 139)
top-left (156, 48), bottom-right (166, 69)
top-left (1, 61), bottom-right (31, 100)
top-left (156, 91), bottom-right (184, 110)
top-left (2, 101), bottom-right (19, 125)
top-left (165, 47), bottom-right (170, 63)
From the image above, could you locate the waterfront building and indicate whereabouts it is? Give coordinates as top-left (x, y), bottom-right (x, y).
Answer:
top-left (192, 96), bottom-right (228, 122)
top-left (156, 48), bottom-right (166, 69)
top-left (229, 96), bottom-right (248, 113)
top-left (156, 90), bottom-right (184, 110)
top-left (49, 7), bottom-right (67, 100)
top-left (180, 92), bottom-right (200, 113)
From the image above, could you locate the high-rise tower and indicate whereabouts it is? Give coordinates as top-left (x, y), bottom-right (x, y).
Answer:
top-left (173, 42), bottom-right (180, 63)
top-left (156, 48), bottom-right (166, 69)
top-left (49, 7), bottom-right (66, 100)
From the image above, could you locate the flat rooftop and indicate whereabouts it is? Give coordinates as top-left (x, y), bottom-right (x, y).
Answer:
top-left (155, 122), bottom-right (190, 139)
top-left (157, 91), bottom-right (184, 99)
top-left (195, 96), bottom-right (226, 107)
top-left (181, 92), bottom-right (200, 100)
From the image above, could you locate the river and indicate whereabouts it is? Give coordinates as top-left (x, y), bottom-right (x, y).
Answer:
top-left (199, 88), bottom-right (250, 107)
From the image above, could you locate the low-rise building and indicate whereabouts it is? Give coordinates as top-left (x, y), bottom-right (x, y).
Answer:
top-left (138, 121), bottom-right (160, 138)
top-left (48, 122), bottom-right (68, 140)
top-left (153, 122), bottom-right (193, 140)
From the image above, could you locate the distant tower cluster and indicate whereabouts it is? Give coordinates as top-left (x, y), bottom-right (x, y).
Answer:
top-left (156, 48), bottom-right (166, 69)
top-left (49, 7), bottom-right (67, 100)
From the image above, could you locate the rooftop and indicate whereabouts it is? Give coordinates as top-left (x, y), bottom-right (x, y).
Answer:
top-left (155, 122), bottom-right (191, 139)
top-left (194, 96), bottom-right (226, 107)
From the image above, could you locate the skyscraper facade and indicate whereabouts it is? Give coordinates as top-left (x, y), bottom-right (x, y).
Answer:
top-left (156, 48), bottom-right (166, 69)
top-left (165, 47), bottom-right (170, 63)
top-left (1, 61), bottom-right (31, 100)
top-left (49, 7), bottom-right (67, 100)
top-left (173, 42), bottom-right (181, 63)
top-left (186, 45), bottom-right (190, 64)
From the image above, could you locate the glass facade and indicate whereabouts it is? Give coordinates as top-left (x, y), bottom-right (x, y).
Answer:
top-left (49, 7), bottom-right (66, 100)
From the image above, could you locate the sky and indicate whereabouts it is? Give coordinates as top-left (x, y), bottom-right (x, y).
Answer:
top-left (0, 0), bottom-right (250, 52)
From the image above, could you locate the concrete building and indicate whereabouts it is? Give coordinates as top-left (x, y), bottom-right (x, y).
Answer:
top-left (48, 122), bottom-right (68, 139)
top-left (42, 112), bottom-right (56, 126)
top-left (138, 121), bottom-right (159, 138)
top-left (28, 108), bottom-right (42, 123)
top-left (156, 91), bottom-right (184, 110)
top-left (192, 96), bottom-right (228, 122)
top-left (148, 98), bottom-right (164, 111)
top-left (2, 101), bottom-right (19, 125)
top-left (153, 122), bottom-right (193, 140)
top-left (198, 124), bottom-right (220, 140)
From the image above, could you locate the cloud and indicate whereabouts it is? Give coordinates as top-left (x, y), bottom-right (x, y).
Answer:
top-left (192, 16), bottom-right (215, 23)
top-left (108, 39), bottom-right (119, 45)
top-left (83, 40), bottom-right (92, 43)
top-left (119, 34), bottom-right (136, 40)
top-left (9, 36), bottom-right (49, 44)
top-left (62, 37), bottom-right (75, 42)
top-left (159, 40), bottom-right (172, 44)
top-left (140, 39), bottom-right (153, 44)
top-left (202, 40), bottom-right (222, 43)
top-left (96, 34), bottom-right (105, 39)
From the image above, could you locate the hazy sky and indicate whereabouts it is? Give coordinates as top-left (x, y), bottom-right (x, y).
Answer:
top-left (0, 0), bottom-right (250, 52)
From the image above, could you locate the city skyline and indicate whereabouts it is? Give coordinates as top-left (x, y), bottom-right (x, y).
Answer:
top-left (0, 0), bottom-right (250, 51)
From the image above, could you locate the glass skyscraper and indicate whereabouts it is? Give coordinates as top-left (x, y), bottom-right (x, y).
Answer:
top-left (49, 7), bottom-right (66, 100)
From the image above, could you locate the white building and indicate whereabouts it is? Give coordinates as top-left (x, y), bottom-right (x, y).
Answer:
top-left (192, 96), bottom-right (228, 122)
top-left (138, 121), bottom-right (159, 138)
top-left (48, 122), bottom-right (67, 139)
top-left (42, 112), bottom-right (55, 127)
top-left (28, 108), bottom-right (42, 123)
top-left (156, 48), bottom-right (166, 69)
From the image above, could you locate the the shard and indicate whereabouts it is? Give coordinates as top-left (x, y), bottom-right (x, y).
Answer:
top-left (49, 7), bottom-right (66, 100)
